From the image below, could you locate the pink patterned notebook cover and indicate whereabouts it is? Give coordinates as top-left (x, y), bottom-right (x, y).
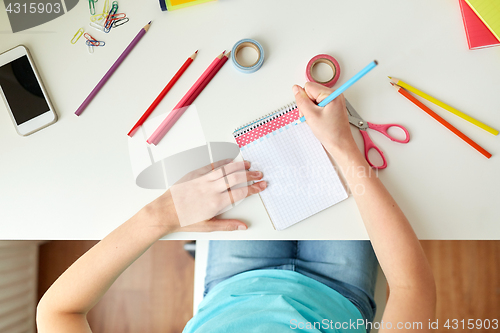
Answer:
top-left (233, 104), bottom-right (300, 148)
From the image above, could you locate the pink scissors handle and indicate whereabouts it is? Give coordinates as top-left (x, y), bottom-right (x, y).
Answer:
top-left (367, 122), bottom-right (410, 143)
top-left (360, 130), bottom-right (387, 169)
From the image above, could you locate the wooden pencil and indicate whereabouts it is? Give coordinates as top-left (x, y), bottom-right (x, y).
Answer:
top-left (75, 21), bottom-right (151, 116)
top-left (389, 77), bottom-right (498, 136)
top-left (184, 51), bottom-right (230, 107)
top-left (391, 83), bottom-right (491, 159)
top-left (147, 51), bottom-right (225, 145)
top-left (127, 51), bottom-right (198, 137)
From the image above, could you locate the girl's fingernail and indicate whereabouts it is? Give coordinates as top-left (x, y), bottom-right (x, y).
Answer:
top-left (292, 85), bottom-right (300, 95)
top-left (244, 160), bottom-right (251, 168)
top-left (238, 225), bottom-right (247, 230)
top-left (259, 181), bottom-right (267, 189)
top-left (253, 171), bottom-right (262, 178)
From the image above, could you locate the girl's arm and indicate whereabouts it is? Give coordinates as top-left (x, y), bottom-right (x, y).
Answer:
top-left (36, 162), bottom-right (265, 333)
top-left (36, 206), bottom-right (169, 333)
top-left (294, 83), bottom-right (436, 331)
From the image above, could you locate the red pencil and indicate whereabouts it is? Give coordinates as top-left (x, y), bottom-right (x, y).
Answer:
top-left (392, 83), bottom-right (491, 159)
top-left (147, 51), bottom-right (226, 145)
top-left (184, 51), bottom-right (230, 107)
top-left (128, 50), bottom-right (198, 137)
top-left (167, 51), bottom-right (224, 117)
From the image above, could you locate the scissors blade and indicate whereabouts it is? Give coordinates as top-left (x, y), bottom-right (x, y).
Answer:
top-left (345, 99), bottom-right (368, 130)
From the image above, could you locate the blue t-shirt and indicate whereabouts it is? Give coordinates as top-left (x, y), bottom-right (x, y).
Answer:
top-left (184, 270), bottom-right (367, 332)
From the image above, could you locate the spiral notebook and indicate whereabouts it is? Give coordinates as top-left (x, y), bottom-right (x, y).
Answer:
top-left (233, 103), bottom-right (348, 231)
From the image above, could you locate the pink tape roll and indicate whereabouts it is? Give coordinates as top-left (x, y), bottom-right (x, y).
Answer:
top-left (306, 54), bottom-right (341, 88)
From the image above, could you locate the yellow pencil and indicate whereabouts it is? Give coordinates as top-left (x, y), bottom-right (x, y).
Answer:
top-left (388, 77), bottom-right (499, 136)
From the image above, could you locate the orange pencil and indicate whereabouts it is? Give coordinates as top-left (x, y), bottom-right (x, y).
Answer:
top-left (391, 83), bottom-right (491, 159)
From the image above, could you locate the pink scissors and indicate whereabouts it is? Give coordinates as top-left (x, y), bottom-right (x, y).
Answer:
top-left (346, 99), bottom-right (410, 169)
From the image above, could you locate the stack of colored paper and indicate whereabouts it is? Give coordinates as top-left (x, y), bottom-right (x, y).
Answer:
top-left (459, 0), bottom-right (500, 49)
top-left (158, 0), bottom-right (216, 11)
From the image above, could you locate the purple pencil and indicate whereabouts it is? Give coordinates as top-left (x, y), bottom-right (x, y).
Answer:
top-left (75, 21), bottom-right (151, 116)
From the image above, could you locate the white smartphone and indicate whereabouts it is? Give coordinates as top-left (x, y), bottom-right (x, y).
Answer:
top-left (0, 45), bottom-right (57, 136)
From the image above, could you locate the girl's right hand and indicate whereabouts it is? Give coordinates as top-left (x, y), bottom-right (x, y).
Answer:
top-left (293, 82), bottom-right (358, 157)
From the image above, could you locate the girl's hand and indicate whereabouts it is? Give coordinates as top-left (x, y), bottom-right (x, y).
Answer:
top-left (293, 82), bottom-right (357, 156)
top-left (144, 160), bottom-right (266, 236)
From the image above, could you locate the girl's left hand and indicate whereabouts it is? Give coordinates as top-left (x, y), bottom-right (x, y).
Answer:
top-left (144, 160), bottom-right (267, 235)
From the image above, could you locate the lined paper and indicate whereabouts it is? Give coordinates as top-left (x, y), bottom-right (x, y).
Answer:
top-left (459, 0), bottom-right (500, 49)
top-left (465, 0), bottom-right (500, 41)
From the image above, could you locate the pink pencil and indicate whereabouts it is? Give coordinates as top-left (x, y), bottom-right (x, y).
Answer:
top-left (184, 51), bottom-right (230, 107)
top-left (147, 51), bottom-right (224, 145)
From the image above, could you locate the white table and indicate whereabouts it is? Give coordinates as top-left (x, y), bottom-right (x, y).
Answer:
top-left (1, 0), bottom-right (499, 240)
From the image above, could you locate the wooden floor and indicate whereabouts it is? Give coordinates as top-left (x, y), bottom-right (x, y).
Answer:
top-left (38, 241), bottom-right (499, 333)
top-left (421, 241), bottom-right (500, 326)
top-left (38, 241), bottom-right (195, 333)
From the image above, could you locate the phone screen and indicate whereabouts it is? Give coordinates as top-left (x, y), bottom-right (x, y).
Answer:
top-left (0, 55), bottom-right (50, 125)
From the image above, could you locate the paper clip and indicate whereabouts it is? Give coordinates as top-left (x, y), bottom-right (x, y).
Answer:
top-left (83, 32), bottom-right (97, 42)
top-left (88, 0), bottom-right (96, 15)
top-left (71, 28), bottom-right (84, 44)
top-left (85, 40), bottom-right (105, 47)
top-left (88, 44), bottom-right (94, 54)
top-left (89, 21), bottom-right (105, 32)
top-left (109, 1), bottom-right (118, 13)
top-left (112, 17), bottom-right (129, 28)
top-left (105, 13), bottom-right (126, 30)
top-left (102, 0), bottom-right (110, 14)
top-left (90, 13), bottom-right (106, 22)
top-left (104, 2), bottom-right (118, 33)
top-left (108, 13), bottom-right (126, 21)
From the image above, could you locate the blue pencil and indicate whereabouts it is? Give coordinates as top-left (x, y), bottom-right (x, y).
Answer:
top-left (298, 60), bottom-right (378, 122)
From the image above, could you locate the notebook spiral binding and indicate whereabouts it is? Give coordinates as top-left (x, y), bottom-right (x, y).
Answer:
top-left (233, 102), bottom-right (298, 138)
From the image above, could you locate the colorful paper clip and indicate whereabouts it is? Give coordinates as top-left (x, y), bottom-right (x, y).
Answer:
top-left (108, 13), bottom-right (126, 21)
top-left (84, 32), bottom-right (97, 53)
top-left (90, 13), bottom-right (106, 22)
top-left (88, 0), bottom-right (96, 15)
top-left (89, 21), bottom-right (105, 32)
top-left (83, 32), bottom-right (98, 42)
top-left (71, 28), bottom-right (85, 44)
top-left (104, 2), bottom-right (118, 33)
top-left (83, 32), bottom-right (104, 54)
top-left (112, 17), bottom-right (129, 28)
top-left (85, 40), bottom-right (106, 47)
top-left (102, 0), bottom-right (110, 14)
top-left (105, 13), bottom-right (127, 30)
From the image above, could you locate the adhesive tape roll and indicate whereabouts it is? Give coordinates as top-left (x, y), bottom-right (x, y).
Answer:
top-left (231, 39), bottom-right (265, 74)
top-left (306, 54), bottom-right (341, 88)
